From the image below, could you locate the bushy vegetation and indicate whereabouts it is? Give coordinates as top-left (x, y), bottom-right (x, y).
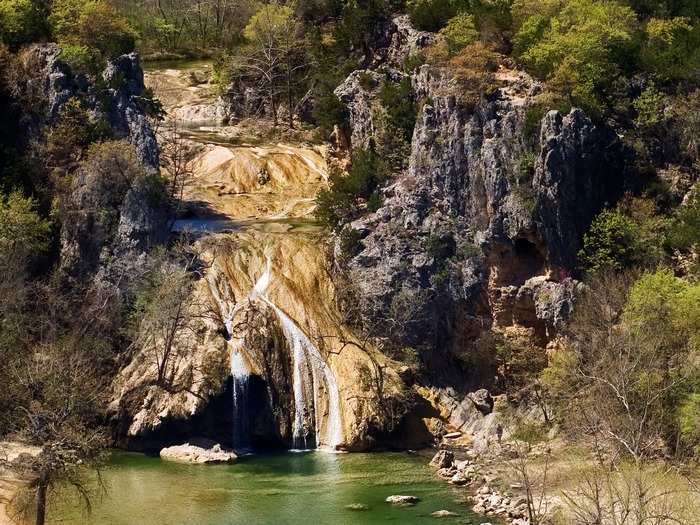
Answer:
top-left (315, 148), bottom-right (388, 230)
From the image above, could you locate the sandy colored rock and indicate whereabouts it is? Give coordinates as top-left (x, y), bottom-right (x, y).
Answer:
top-left (159, 443), bottom-right (236, 464)
top-left (386, 495), bottom-right (419, 505)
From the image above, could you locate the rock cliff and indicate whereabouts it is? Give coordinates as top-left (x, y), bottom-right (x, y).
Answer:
top-left (337, 60), bottom-right (626, 397)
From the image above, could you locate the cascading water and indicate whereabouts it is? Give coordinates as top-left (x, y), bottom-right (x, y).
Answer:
top-left (229, 321), bottom-right (251, 451)
top-left (251, 257), bottom-right (343, 450)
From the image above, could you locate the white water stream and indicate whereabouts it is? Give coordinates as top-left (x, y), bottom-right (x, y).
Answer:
top-left (251, 258), bottom-right (343, 450)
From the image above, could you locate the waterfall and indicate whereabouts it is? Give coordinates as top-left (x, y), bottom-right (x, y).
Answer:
top-left (254, 257), bottom-right (343, 450)
top-left (228, 319), bottom-right (251, 451)
top-left (220, 255), bottom-right (343, 451)
top-left (221, 260), bottom-right (273, 452)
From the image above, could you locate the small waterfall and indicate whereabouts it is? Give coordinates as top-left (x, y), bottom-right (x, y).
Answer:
top-left (228, 319), bottom-right (251, 451)
top-left (221, 260), bottom-right (273, 452)
top-left (254, 257), bottom-right (343, 450)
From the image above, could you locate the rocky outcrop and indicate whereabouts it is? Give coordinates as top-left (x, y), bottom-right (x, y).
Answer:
top-left (365, 15), bottom-right (437, 69)
top-left (102, 54), bottom-right (160, 166)
top-left (18, 44), bottom-right (159, 167)
top-left (341, 64), bottom-right (626, 378)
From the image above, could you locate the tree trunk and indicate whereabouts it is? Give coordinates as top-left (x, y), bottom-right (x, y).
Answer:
top-left (35, 473), bottom-right (48, 525)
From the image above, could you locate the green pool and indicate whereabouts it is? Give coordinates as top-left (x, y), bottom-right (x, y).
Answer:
top-left (49, 451), bottom-right (490, 524)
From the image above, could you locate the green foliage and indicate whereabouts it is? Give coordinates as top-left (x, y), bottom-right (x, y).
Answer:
top-left (338, 226), bottom-right (363, 260)
top-left (44, 98), bottom-right (112, 176)
top-left (0, 0), bottom-right (47, 46)
top-left (633, 84), bottom-right (667, 129)
top-left (403, 53), bottom-right (426, 73)
top-left (640, 16), bottom-right (700, 80)
top-left (312, 86), bottom-right (347, 140)
top-left (515, 151), bottom-right (536, 183)
top-left (50, 0), bottom-right (136, 63)
top-left (425, 233), bottom-right (456, 261)
top-left (314, 149), bottom-right (388, 230)
top-left (439, 12), bottom-right (478, 53)
top-left (409, 0), bottom-right (459, 32)
top-left (378, 77), bottom-right (417, 141)
top-left (679, 393), bottom-right (700, 455)
top-left (0, 191), bottom-right (51, 258)
top-left (515, 0), bottom-right (639, 115)
top-left (59, 44), bottom-right (98, 75)
top-left (666, 193), bottom-right (700, 252)
top-left (243, 4), bottom-right (295, 43)
top-left (672, 89), bottom-right (700, 162)
top-left (578, 200), bottom-right (665, 273)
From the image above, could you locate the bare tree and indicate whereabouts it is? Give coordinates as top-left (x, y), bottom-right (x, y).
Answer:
top-left (509, 443), bottom-right (552, 525)
top-left (158, 122), bottom-right (197, 227)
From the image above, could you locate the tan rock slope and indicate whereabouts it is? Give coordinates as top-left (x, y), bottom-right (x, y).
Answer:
top-left (112, 63), bottom-right (404, 451)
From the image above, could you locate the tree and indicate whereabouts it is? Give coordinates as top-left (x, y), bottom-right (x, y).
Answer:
top-left (130, 247), bottom-right (211, 389)
top-left (439, 12), bottom-right (478, 53)
top-left (50, 0), bottom-right (135, 63)
top-left (544, 271), bottom-right (700, 462)
top-left (0, 0), bottom-right (47, 47)
top-left (6, 342), bottom-right (109, 525)
top-left (514, 0), bottom-right (639, 114)
top-left (232, 3), bottom-right (307, 127)
top-left (640, 16), bottom-right (700, 80)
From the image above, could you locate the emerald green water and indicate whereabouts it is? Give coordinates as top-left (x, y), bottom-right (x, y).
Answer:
top-left (49, 451), bottom-right (489, 525)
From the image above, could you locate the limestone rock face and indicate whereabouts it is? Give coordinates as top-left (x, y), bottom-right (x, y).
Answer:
top-left (343, 64), bottom-right (626, 370)
top-left (19, 44), bottom-right (158, 167)
top-left (102, 53), bottom-right (160, 167)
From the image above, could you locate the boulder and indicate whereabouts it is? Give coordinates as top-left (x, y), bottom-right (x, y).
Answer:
top-left (431, 510), bottom-right (459, 517)
top-left (469, 389), bottom-right (494, 415)
top-left (159, 442), bottom-right (237, 464)
top-left (429, 449), bottom-right (454, 469)
top-left (386, 495), bottom-right (419, 505)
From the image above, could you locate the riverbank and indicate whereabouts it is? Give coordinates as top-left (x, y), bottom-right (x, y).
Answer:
top-left (428, 435), bottom-right (700, 525)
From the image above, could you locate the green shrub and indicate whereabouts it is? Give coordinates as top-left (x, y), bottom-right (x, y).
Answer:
top-left (338, 226), bottom-right (363, 260)
top-left (50, 0), bottom-right (136, 63)
top-left (403, 53), bottom-right (426, 73)
top-left (59, 44), bottom-right (98, 74)
top-left (425, 233), bottom-right (456, 261)
top-left (314, 149), bottom-right (388, 230)
top-left (578, 201), bottom-right (665, 274)
top-left (409, 0), bottom-right (458, 32)
top-left (666, 193), bottom-right (700, 252)
top-left (439, 12), bottom-right (478, 53)
top-left (578, 209), bottom-right (637, 273)
top-left (679, 393), bottom-right (700, 456)
top-left (516, 151), bottom-right (536, 184)
top-left (378, 77), bottom-right (416, 141)
top-left (0, 0), bottom-right (47, 46)
top-left (640, 17), bottom-right (700, 81)
top-left (633, 84), bottom-right (666, 129)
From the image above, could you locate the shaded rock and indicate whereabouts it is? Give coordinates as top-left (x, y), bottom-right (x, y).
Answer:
top-left (429, 450), bottom-right (454, 468)
top-left (159, 442), bottom-right (237, 464)
top-left (386, 495), bottom-right (419, 505)
top-left (469, 389), bottom-right (494, 415)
